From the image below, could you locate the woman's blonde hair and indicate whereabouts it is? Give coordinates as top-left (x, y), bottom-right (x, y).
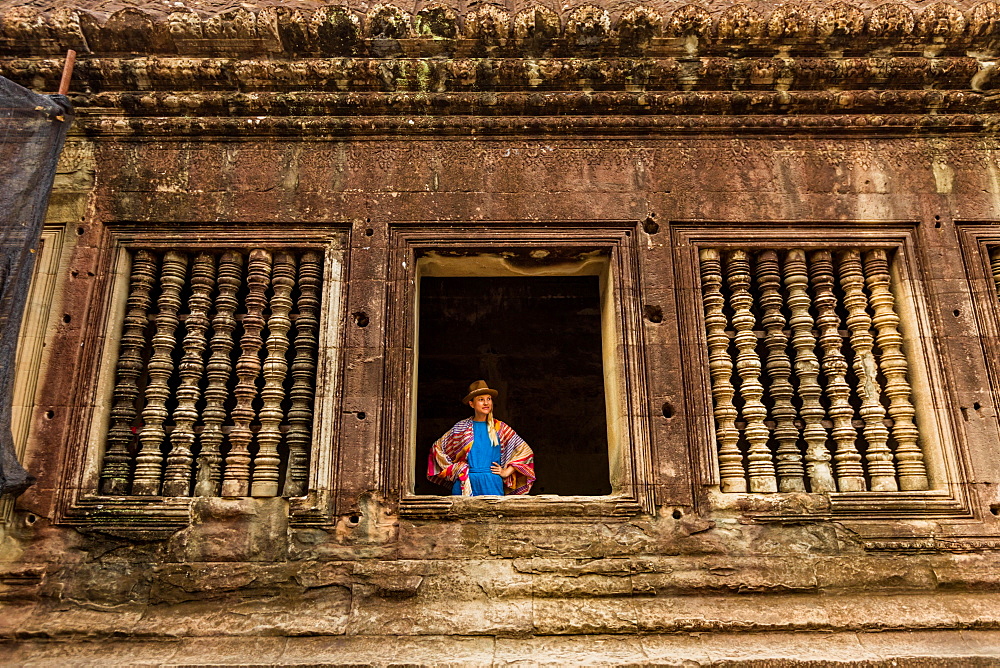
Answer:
top-left (486, 411), bottom-right (499, 446)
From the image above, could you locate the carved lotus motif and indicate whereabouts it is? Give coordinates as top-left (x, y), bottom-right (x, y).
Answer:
top-left (666, 4), bottom-right (712, 37)
top-left (313, 6), bottom-right (361, 53)
top-left (816, 2), bottom-right (865, 37)
top-left (0, 6), bottom-right (43, 40)
top-left (969, 1), bottom-right (1000, 37)
top-left (464, 5), bottom-right (511, 41)
top-left (415, 5), bottom-right (458, 39)
top-left (513, 6), bottom-right (560, 40)
top-left (204, 8), bottom-right (258, 40)
top-left (566, 5), bottom-right (611, 46)
top-left (717, 5), bottom-right (763, 40)
top-left (367, 4), bottom-right (413, 40)
top-left (167, 9), bottom-right (203, 39)
top-left (917, 3), bottom-right (966, 38)
top-left (766, 4), bottom-right (813, 39)
top-left (617, 6), bottom-right (662, 53)
top-left (868, 4), bottom-right (914, 38)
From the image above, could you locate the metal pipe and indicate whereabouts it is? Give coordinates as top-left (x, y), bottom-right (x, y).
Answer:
top-left (57, 49), bottom-right (76, 95)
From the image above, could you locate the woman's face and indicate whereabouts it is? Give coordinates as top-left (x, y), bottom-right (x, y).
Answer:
top-left (469, 394), bottom-right (493, 418)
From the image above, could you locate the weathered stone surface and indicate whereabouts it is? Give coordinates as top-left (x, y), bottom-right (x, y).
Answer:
top-left (7, 0), bottom-right (1000, 663)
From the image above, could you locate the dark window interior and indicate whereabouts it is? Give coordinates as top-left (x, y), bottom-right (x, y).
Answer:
top-left (414, 275), bottom-right (612, 496)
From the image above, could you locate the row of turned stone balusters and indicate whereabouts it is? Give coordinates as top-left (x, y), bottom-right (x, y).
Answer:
top-left (99, 248), bottom-right (321, 497)
top-left (700, 247), bottom-right (929, 494)
top-left (990, 248), bottom-right (1000, 303)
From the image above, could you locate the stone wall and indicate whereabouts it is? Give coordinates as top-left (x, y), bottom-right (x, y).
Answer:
top-left (5, 1), bottom-right (1000, 664)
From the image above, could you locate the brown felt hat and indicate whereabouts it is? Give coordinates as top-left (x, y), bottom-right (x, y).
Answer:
top-left (463, 380), bottom-right (498, 404)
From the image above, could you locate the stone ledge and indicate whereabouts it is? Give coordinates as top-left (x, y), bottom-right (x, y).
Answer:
top-left (2, 629), bottom-right (1000, 666)
top-left (4, 591), bottom-right (1000, 639)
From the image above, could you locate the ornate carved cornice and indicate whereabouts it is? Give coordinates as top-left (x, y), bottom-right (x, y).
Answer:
top-left (3, 1), bottom-right (999, 59)
top-left (4, 1), bottom-right (1000, 134)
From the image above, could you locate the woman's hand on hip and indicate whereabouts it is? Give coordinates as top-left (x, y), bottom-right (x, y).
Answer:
top-left (490, 463), bottom-right (514, 477)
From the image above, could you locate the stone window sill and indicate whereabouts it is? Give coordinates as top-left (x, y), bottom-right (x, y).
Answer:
top-left (399, 494), bottom-right (644, 519)
top-left (709, 488), bottom-right (970, 521)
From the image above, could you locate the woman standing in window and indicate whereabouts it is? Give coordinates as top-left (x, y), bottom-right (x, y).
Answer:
top-left (427, 380), bottom-right (535, 496)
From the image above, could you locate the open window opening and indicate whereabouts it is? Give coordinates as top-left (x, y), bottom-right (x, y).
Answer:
top-left (412, 249), bottom-right (614, 497)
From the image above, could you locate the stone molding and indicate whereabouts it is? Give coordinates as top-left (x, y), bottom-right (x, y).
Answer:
top-left (2, 1), bottom-right (1000, 58)
top-left (5, 2), bottom-right (1000, 132)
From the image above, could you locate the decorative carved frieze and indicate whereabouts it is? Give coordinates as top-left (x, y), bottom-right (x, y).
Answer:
top-left (700, 246), bottom-right (925, 494)
top-left (1, 1), bottom-right (995, 58)
top-left (1, 2), bottom-right (999, 132)
top-left (96, 248), bottom-right (323, 499)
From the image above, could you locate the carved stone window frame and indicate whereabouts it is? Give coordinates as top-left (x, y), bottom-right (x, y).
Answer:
top-left (957, 223), bottom-right (1000, 426)
top-left (4, 224), bottom-right (74, 528)
top-left (55, 223), bottom-right (348, 533)
top-left (383, 223), bottom-right (654, 518)
top-left (673, 223), bottom-right (971, 521)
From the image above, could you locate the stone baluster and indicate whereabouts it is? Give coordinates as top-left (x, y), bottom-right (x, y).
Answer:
top-left (808, 250), bottom-right (866, 492)
top-left (162, 253), bottom-right (215, 497)
top-left (222, 249), bottom-right (271, 497)
top-left (100, 250), bottom-right (158, 495)
top-left (252, 252), bottom-right (296, 497)
top-left (838, 249), bottom-right (898, 491)
top-left (700, 248), bottom-right (745, 492)
top-left (726, 250), bottom-right (777, 493)
top-left (863, 249), bottom-right (929, 491)
top-left (284, 251), bottom-right (322, 497)
top-left (132, 251), bottom-right (188, 495)
top-left (195, 251), bottom-right (243, 497)
top-left (755, 250), bottom-right (805, 492)
top-left (990, 248), bottom-right (1000, 300)
top-left (783, 249), bottom-right (836, 493)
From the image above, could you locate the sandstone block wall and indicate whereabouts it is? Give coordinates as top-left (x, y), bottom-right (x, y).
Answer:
top-left (4, 1), bottom-right (1000, 663)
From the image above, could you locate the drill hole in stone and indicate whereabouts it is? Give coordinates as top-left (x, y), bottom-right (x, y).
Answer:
top-left (671, 509), bottom-right (682, 520)
top-left (348, 515), bottom-right (361, 524)
top-left (44, 410), bottom-right (54, 419)
top-left (991, 504), bottom-right (1000, 517)
top-left (62, 314), bottom-right (71, 323)
top-left (954, 309), bottom-right (961, 317)
top-left (365, 228), bottom-right (374, 237)
top-left (974, 402), bottom-right (982, 411)
top-left (642, 217), bottom-right (660, 235)
top-left (75, 226), bottom-right (84, 236)
top-left (25, 514), bottom-right (37, 525)
top-left (353, 311), bottom-right (370, 328)
top-left (661, 402), bottom-right (674, 419)
top-left (644, 305), bottom-right (663, 323)
top-left (356, 411), bottom-right (366, 420)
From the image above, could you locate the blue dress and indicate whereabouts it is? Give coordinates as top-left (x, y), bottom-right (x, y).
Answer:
top-left (452, 420), bottom-right (505, 496)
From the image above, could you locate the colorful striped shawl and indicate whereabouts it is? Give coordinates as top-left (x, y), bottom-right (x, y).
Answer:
top-left (427, 417), bottom-right (535, 496)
